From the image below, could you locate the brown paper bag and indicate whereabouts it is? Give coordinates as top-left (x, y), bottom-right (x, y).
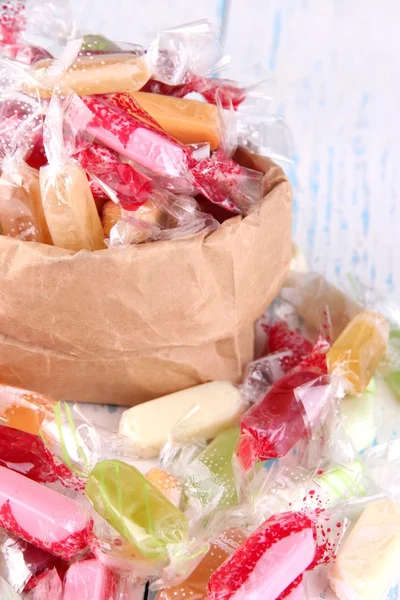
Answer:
top-left (0, 150), bottom-right (292, 405)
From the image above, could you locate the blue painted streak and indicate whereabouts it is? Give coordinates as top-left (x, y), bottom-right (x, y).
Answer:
top-left (269, 10), bottom-right (282, 71)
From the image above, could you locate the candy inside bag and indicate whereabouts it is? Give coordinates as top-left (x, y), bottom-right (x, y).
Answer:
top-left (24, 20), bottom-right (224, 98)
top-left (105, 193), bottom-right (219, 248)
top-left (39, 91), bottom-right (105, 251)
top-left (0, 91), bottom-right (52, 244)
top-left (0, 1), bottom-right (53, 65)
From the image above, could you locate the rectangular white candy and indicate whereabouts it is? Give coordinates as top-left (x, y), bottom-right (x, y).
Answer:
top-left (329, 499), bottom-right (400, 600)
top-left (119, 381), bottom-right (244, 458)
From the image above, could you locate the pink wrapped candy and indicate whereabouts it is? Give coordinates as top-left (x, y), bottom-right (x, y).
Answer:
top-left (0, 466), bottom-right (93, 560)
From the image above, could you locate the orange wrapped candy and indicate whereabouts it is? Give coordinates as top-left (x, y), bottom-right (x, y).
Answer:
top-left (0, 382), bottom-right (56, 435)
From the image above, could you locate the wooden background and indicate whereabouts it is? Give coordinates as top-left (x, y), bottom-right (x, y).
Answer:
top-left (68, 0), bottom-right (400, 303)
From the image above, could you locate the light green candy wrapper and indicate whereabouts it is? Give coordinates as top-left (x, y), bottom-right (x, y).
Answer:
top-left (316, 460), bottom-right (364, 502)
top-left (341, 377), bottom-right (377, 452)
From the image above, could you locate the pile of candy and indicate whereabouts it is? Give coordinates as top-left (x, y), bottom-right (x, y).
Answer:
top-left (0, 1), bottom-right (291, 251)
top-left (1, 250), bottom-right (400, 599)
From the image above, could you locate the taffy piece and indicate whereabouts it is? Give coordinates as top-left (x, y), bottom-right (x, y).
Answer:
top-left (327, 311), bottom-right (388, 394)
top-left (82, 94), bottom-right (191, 181)
top-left (329, 499), bottom-right (400, 600)
top-left (76, 142), bottom-right (153, 210)
top-left (183, 428), bottom-right (239, 514)
top-left (63, 559), bottom-right (116, 600)
top-left (0, 161), bottom-right (52, 244)
top-left (279, 576), bottom-right (304, 600)
top-left (281, 272), bottom-right (362, 341)
top-left (85, 459), bottom-right (189, 560)
top-left (314, 460), bottom-right (364, 504)
top-left (26, 52), bottom-right (151, 98)
top-left (146, 468), bottom-right (182, 508)
top-left (341, 377), bottom-right (377, 452)
top-left (102, 198), bottom-right (166, 244)
top-left (0, 424), bottom-right (84, 490)
top-left (142, 75), bottom-right (246, 110)
top-left (40, 95), bottom-right (105, 251)
top-left (155, 528), bottom-right (247, 600)
top-left (207, 512), bottom-right (316, 600)
top-left (130, 91), bottom-right (220, 149)
top-left (265, 320), bottom-right (313, 359)
top-left (119, 381), bottom-right (243, 459)
top-left (0, 383), bottom-right (56, 436)
top-left (0, 466), bottom-right (93, 559)
top-left (26, 568), bottom-right (62, 600)
top-left (238, 369), bottom-right (331, 470)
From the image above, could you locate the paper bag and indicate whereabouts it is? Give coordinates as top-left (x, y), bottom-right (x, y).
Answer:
top-left (0, 150), bottom-right (292, 405)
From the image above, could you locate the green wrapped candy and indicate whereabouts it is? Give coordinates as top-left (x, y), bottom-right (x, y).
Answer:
top-left (316, 460), bottom-right (364, 501)
top-left (341, 377), bottom-right (377, 452)
top-left (82, 34), bottom-right (121, 52)
top-left (387, 371), bottom-right (400, 399)
top-left (183, 428), bottom-right (239, 513)
top-left (85, 460), bottom-right (189, 560)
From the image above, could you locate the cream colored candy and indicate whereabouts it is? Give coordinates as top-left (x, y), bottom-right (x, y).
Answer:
top-left (329, 499), bottom-right (400, 600)
top-left (119, 381), bottom-right (244, 458)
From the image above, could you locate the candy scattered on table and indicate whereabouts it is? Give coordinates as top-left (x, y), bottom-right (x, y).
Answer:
top-left (0, 4), bottom-right (399, 600)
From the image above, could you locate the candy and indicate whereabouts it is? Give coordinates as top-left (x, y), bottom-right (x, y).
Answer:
top-left (63, 559), bottom-right (116, 600)
top-left (85, 459), bottom-right (189, 560)
top-left (315, 460), bottom-right (364, 503)
top-left (280, 577), bottom-right (304, 600)
top-left (327, 312), bottom-right (388, 394)
top-left (142, 76), bottom-right (246, 110)
top-left (281, 272), bottom-right (362, 341)
top-left (207, 512), bottom-right (316, 600)
top-left (0, 424), bottom-right (83, 490)
top-left (146, 468), bottom-right (182, 508)
top-left (329, 499), bottom-right (400, 600)
top-left (82, 95), bottom-right (190, 181)
top-left (40, 159), bottom-right (105, 251)
top-left (0, 466), bottom-right (92, 559)
top-left (238, 369), bottom-right (330, 470)
top-left (155, 528), bottom-right (247, 600)
top-left (341, 377), bottom-right (377, 452)
top-left (130, 91), bottom-right (220, 150)
top-left (26, 53), bottom-right (151, 98)
top-left (263, 320), bottom-right (313, 372)
top-left (0, 383), bottom-right (56, 436)
top-left (26, 568), bottom-right (63, 599)
top-left (102, 198), bottom-right (166, 243)
top-left (183, 428), bottom-right (239, 514)
top-left (119, 381), bottom-right (243, 459)
top-left (76, 142), bottom-right (153, 210)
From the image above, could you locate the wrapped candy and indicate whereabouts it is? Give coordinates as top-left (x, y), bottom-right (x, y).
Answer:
top-left (40, 93), bottom-right (105, 251)
top-left (26, 20), bottom-right (223, 97)
top-left (340, 376), bottom-right (377, 452)
top-left (0, 465), bottom-right (93, 559)
top-left (0, 382), bottom-right (56, 436)
top-left (103, 192), bottom-right (219, 247)
top-left (0, 1), bottom-right (52, 65)
top-left (327, 311), bottom-right (389, 394)
top-left (63, 558), bottom-right (116, 600)
top-left (183, 428), bottom-right (240, 516)
top-left (237, 367), bottom-right (332, 471)
top-left (0, 424), bottom-right (84, 490)
top-left (0, 528), bottom-right (65, 593)
top-left (85, 459), bottom-right (190, 561)
top-left (281, 272), bottom-right (362, 342)
top-left (155, 528), bottom-right (247, 600)
top-left (76, 142), bottom-right (153, 210)
top-left (264, 320), bottom-right (313, 362)
top-left (146, 468), bottom-right (182, 508)
top-left (329, 499), bottom-right (400, 600)
top-left (82, 93), bottom-right (263, 214)
top-left (25, 568), bottom-right (63, 600)
top-left (207, 511), bottom-right (316, 600)
top-left (119, 381), bottom-right (244, 459)
top-left (0, 94), bottom-right (52, 244)
top-left (129, 91), bottom-right (220, 149)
